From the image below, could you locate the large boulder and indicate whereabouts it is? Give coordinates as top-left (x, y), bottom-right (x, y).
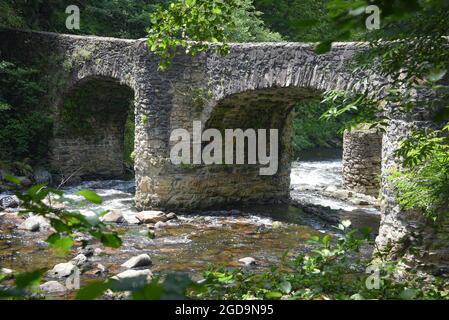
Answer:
top-left (135, 211), bottom-right (168, 224)
top-left (121, 254), bottom-right (152, 269)
top-left (110, 269), bottom-right (153, 292)
top-left (18, 215), bottom-right (50, 232)
top-left (102, 210), bottom-right (125, 224)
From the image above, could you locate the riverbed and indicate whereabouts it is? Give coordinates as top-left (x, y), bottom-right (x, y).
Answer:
top-left (0, 151), bottom-right (380, 296)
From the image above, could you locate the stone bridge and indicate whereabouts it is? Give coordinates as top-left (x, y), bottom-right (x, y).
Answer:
top-left (0, 30), bottom-right (387, 209)
top-left (3, 30), bottom-right (439, 270)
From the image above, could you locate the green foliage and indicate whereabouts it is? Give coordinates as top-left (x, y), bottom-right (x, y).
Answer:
top-left (0, 0), bottom-right (171, 38)
top-left (147, 0), bottom-right (282, 69)
top-left (0, 2), bottom-right (25, 29)
top-left (292, 100), bottom-right (344, 156)
top-left (147, 0), bottom-right (239, 70)
top-left (59, 79), bottom-right (134, 138)
top-left (254, 0), bottom-right (339, 42)
top-left (0, 61), bottom-right (52, 162)
top-left (123, 109), bottom-right (135, 166)
top-left (0, 269), bottom-right (46, 299)
top-left (390, 123), bottom-right (449, 220)
top-left (77, 190), bottom-right (103, 204)
top-left (74, 273), bottom-right (201, 300)
top-left (221, 0), bottom-right (282, 42)
top-left (75, 280), bottom-right (112, 300)
top-left (320, 90), bottom-right (388, 133)
top-left (192, 222), bottom-right (449, 300)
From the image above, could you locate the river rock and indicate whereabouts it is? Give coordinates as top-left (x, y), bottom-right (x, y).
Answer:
top-left (166, 212), bottom-right (178, 220)
top-left (86, 263), bottom-right (108, 276)
top-left (325, 185), bottom-right (338, 193)
top-left (121, 254), bottom-right (152, 269)
top-left (95, 264), bottom-right (108, 275)
top-left (39, 281), bottom-right (67, 294)
top-left (333, 189), bottom-right (352, 200)
top-left (0, 211), bottom-right (22, 225)
top-left (136, 211), bottom-right (168, 224)
top-left (48, 262), bottom-right (76, 278)
top-left (103, 289), bottom-right (132, 300)
top-left (77, 245), bottom-right (95, 257)
top-left (110, 269), bottom-right (153, 291)
top-left (238, 257), bottom-right (256, 266)
top-left (33, 168), bottom-right (52, 185)
top-left (71, 254), bottom-right (88, 267)
top-left (102, 210), bottom-right (125, 224)
top-left (82, 211), bottom-right (101, 226)
top-left (350, 198), bottom-right (371, 206)
top-left (0, 268), bottom-right (13, 274)
top-left (18, 215), bottom-right (50, 232)
top-left (0, 196), bottom-right (19, 210)
top-left (154, 221), bottom-right (167, 229)
top-left (272, 221), bottom-right (283, 229)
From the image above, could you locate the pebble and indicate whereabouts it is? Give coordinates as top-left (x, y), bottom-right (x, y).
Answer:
top-left (238, 257), bottom-right (256, 266)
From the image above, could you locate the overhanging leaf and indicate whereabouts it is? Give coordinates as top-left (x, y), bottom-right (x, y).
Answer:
top-left (76, 280), bottom-right (111, 300)
top-left (76, 190), bottom-right (103, 204)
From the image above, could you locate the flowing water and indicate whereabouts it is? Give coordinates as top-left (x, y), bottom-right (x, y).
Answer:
top-left (0, 150), bottom-right (380, 286)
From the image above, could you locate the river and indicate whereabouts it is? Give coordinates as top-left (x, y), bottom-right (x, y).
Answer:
top-left (0, 151), bottom-right (380, 291)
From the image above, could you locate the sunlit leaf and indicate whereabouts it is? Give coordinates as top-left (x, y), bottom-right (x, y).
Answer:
top-left (316, 41), bottom-right (332, 54)
top-left (76, 190), bottom-right (103, 204)
top-left (265, 291), bottom-right (283, 299)
top-left (47, 234), bottom-right (74, 257)
top-left (15, 270), bottom-right (45, 289)
top-left (76, 281), bottom-right (110, 300)
top-left (279, 281), bottom-right (292, 294)
top-left (4, 175), bottom-right (20, 186)
top-left (100, 232), bottom-right (122, 248)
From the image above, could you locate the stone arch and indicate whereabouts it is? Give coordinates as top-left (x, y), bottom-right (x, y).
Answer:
top-left (162, 84), bottom-right (329, 209)
top-left (50, 76), bottom-right (136, 179)
top-left (204, 86), bottom-right (322, 201)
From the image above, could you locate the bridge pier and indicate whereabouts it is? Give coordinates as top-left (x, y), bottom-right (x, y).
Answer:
top-left (342, 126), bottom-right (382, 197)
